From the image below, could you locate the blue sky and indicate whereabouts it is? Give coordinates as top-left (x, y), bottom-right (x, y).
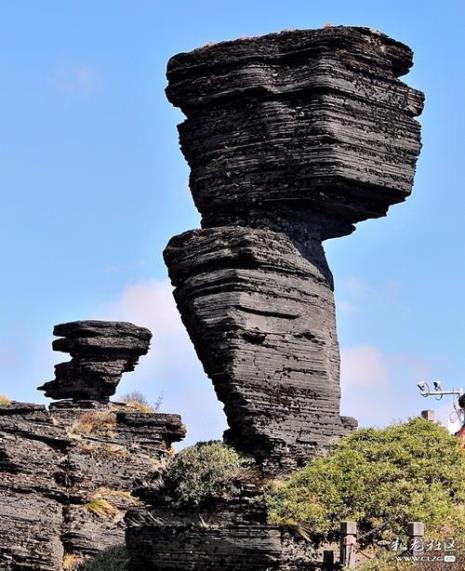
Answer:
top-left (1, 1), bottom-right (464, 446)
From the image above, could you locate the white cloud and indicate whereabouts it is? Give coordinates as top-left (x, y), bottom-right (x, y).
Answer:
top-left (336, 275), bottom-right (405, 317)
top-left (52, 66), bottom-right (99, 95)
top-left (341, 345), bottom-right (389, 388)
top-left (340, 343), bottom-right (436, 427)
top-left (103, 279), bottom-right (228, 447)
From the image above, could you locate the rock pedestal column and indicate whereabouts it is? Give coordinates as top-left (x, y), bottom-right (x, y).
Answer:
top-left (164, 26), bottom-right (424, 475)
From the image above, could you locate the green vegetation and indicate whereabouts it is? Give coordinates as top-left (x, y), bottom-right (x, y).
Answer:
top-left (267, 418), bottom-right (465, 543)
top-left (163, 441), bottom-right (249, 507)
top-left (77, 546), bottom-right (129, 570)
top-left (357, 550), bottom-right (465, 571)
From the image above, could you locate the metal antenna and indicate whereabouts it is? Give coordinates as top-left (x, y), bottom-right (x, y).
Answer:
top-left (417, 381), bottom-right (465, 425)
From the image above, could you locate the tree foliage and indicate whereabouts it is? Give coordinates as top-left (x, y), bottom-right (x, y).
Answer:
top-left (267, 419), bottom-right (465, 543)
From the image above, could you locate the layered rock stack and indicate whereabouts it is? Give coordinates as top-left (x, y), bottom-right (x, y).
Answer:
top-left (164, 26), bottom-right (424, 474)
top-left (0, 322), bottom-right (186, 570)
top-left (39, 320), bottom-right (152, 403)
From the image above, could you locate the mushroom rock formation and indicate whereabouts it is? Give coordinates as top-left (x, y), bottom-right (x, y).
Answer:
top-left (164, 26), bottom-right (424, 475)
top-left (38, 321), bottom-right (152, 402)
top-left (166, 26), bottom-right (424, 237)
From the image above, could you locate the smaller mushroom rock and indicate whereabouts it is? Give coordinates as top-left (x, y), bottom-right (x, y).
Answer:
top-left (38, 321), bottom-right (152, 402)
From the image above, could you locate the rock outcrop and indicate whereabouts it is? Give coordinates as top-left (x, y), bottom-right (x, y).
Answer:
top-left (165, 227), bottom-right (356, 473)
top-left (38, 321), bottom-right (152, 402)
top-left (127, 488), bottom-right (314, 571)
top-left (166, 26), bottom-right (424, 236)
top-left (163, 26), bottom-right (424, 474)
top-left (0, 403), bottom-right (68, 571)
top-left (0, 323), bottom-right (186, 571)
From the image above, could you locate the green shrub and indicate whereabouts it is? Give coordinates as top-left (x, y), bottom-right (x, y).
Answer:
top-left (78, 546), bottom-right (128, 570)
top-left (267, 418), bottom-right (465, 543)
top-left (163, 441), bottom-right (248, 507)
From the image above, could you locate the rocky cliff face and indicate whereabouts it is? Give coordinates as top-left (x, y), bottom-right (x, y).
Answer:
top-left (0, 403), bottom-right (68, 571)
top-left (2, 25), bottom-right (424, 571)
top-left (166, 26), bottom-right (424, 236)
top-left (0, 322), bottom-right (185, 571)
top-left (127, 489), bottom-right (314, 571)
top-left (163, 26), bottom-right (424, 474)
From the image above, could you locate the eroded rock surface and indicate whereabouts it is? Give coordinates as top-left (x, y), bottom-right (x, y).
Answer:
top-left (0, 322), bottom-right (186, 570)
top-left (163, 25), bottom-right (423, 473)
top-left (165, 227), bottom-right (356, 473)
top-left (0, 403), bottom-right (68, 571)
top-left (166, 26), bottom-right (424, 234)
top-left (126, 486), bottom-right (314, 571)
top-left (38, 321), bottom-right (152, 402)
top-left (0, 401), bottom-right (185, 570)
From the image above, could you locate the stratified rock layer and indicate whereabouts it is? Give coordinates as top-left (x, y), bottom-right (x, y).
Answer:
top-left (163, 26), bottom-right (424, 473)
top-left (39, 321), bottom-right (152, 402)
top-left (0, 403), bottom-right (68, 571)
top-left (0, 400), bottom-right (186, 570)
top-left (165, 227), bottom-right (356, 473)
top-left (166, 26), bottom-right (424, 235)
top-left (126, 494), bottom-right (314, 571)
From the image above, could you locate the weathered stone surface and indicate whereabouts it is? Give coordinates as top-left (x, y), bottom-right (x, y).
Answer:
top-left (165, 227), bottom-right (356, 473)
top-left (166, 26), bottom-right (424, 234)
top-left (126, 490), bottom-right (315, 571)
top-left (55, 400), bottom-right (185, 563)
top-left (0, 403), bottom-right (68, 571)
top-left (0, 400), bottom-right (185, 569)
top-left (163, 25), bottom-right (423, 474)
top-left (38, 321), bottom-right (152, 402)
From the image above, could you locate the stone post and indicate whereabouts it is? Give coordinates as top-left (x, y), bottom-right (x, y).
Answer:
top-left (407, 521), bottom-right (425, 556)
top-left (340, 521), bottom-right (357, 569)
top-left (322, 550), bottom-right (335, 570)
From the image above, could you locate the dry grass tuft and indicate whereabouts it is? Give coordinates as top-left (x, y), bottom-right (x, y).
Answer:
top-left (85, 498), bottom-right (119, 520)
top-left (76, 441), bottom-right (97, 455)
top-left (84, 488), bottom-right (139, 519)
top-left (0, 395), bottom-right (11, 406)
top-left (63, 553), bottom-right (83, 570)
top-left (100, 443), bottom-right (130, 458)
top-left (93, 487), bottom-right (139, 506)
top-left (120, 391), bottom-right (162, 413)
top-left (71, 411), bottom-right (117, 435)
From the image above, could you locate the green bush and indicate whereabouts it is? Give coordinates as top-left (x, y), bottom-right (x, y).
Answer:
top-left (163, 441), bottom-right (248, 507)
top-left (267, 418), bottom-right (465, 543)
top-left (78, 546), bottom-right (128, 570)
